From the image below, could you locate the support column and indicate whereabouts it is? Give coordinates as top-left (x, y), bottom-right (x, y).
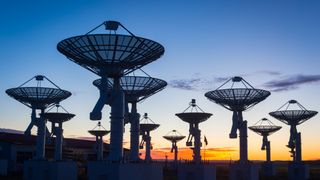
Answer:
top-left (174, 142), bottom-right (178, 163)
top-left (54, 123), bottom-right (63, 161)
top-left (145, 132), bottom-right (151, 162)
top-left (97, 136), bottom-right (103, 160)
top-left (193, 123), bottom-right (201, 164)
top-left (108, 77), bottom-right (125, 162)
top-left (230, 111), bottom-right (238, 138)
top-left (36, 109), bottom-right (46, 160)
top-left (296, 132), bottom-right (302, 162)
top-left (239, 118), bottom-right (248, 163)
top-left (266, 141), bottom-right (271, 162)
top-left (129, 102), bottom-right (140, 161)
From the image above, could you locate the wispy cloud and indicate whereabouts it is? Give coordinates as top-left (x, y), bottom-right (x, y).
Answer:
top-left (263, 74), bottom-right (320, 92)
top-left (169, 70), bottom-right (281, 91)
top-left (254, 70), bottom-right (282, 76)
top-left (169, 78), bottom-right (202, 90)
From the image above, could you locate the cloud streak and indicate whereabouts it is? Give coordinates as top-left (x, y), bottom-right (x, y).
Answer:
top-left (169, 78), bottom-right (202, 90)
top-left (263, 74), bottom-right (320, 92)
top-left (168, 70), bottom-right (282, 91)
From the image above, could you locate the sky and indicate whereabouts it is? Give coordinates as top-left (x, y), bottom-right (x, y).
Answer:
top-left (1, 0), bottom-right (320, 161)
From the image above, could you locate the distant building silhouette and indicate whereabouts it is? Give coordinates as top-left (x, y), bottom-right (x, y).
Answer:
top-left (0, 132), bottom-right (129, 173)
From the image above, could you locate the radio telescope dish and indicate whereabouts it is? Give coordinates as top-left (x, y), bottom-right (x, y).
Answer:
top-left (5, 75), bottom-right (71, 160)
top-left (205, 76), bottom-right (270, 163)
top-left (93, 76), bottom-right (167, 103)
top-left (249, 118), bottom-right (282, 137)
top-left (163, 130), bottom-right (186, 142)
top-left (269, 100), bottom-right (317, 162)
top-left (93, 75), bottom-right (166, 162)
top-left (176, 99), bottom-right (212, 164)
top-left (163, 130), bottom-right (186, 163)
top-left (6, 75), bottom-right (71, 109)
top-left (57, 21), bottom-right (164, 77)
top-left (42, 104), bottom-right (75, 161)
top-left (57, 21), bottom-right (165, 161)
top-left (139, 113), bottom-right (159, 162)
top-left (88, 122), bottom-right (110, 160)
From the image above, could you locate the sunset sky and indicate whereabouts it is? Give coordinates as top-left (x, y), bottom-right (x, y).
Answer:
top-left (1, 1), bottom-right (320, 161)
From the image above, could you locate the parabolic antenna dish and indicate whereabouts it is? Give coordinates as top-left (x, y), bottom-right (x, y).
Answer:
top-left (205, 76), bottom-right (270, 111)
top-left (163, 135), bottom-right (186, 142)
top-left (6, 75), bottom-right (71, 109)
top-left (269, 110), bottom-right (317, 125)
top-left (163, 130), bottom-right (186, 142)
top-left (42, 112), bottom-right (75, 123)
top-left (248, 118), bottom-right (282, 136)
top-left (249, 126), bottom-right (281, 136)
top-left (140, 124), bottom-right (159, 132)
top-left (175, 112), bottom-right (212, 124)
top-left (93, 76), bottom-right (167, 102)
top-left (205, 89), bottom-right (270, 111)
top-left (6, 88), bottom-right (71, 108)
top-left (176, 99), bottom-right (212, 124)
top-left (57, 21), bottom-right (164, 76)
top-left (88, 130), bottom-right (110, 136)
top-left (269, 100), bottom-right (318, 125)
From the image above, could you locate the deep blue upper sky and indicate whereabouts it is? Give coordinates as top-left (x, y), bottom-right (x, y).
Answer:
top-left (1, 0), bottom-right (320, 160)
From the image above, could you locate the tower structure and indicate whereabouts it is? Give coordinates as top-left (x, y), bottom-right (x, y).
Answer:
top-left (57, 21), bottom-right (164, 161)
top-left (163, 130), bottom-right (186, 163)
top-left (205, 76), bottom-right (270, 163)
top-left (205, 76), bottom-right (270, 180)
top-left (42, 104), bottom-right (75, 161)
top-left (139, 113), bottom-right (159, 162)
top-left (6, 75), bottom-right (71, 160)
top-left (176, 99), bottom-right (212, 164)
top-left (93, 76), bottom-right (166, 161)
top-left (269, 100), bottom-right (317, 179)
top-left (88, 122), bottom-right (110, 160)
top-left (249, 118), bottom-right (281, 176)
top-left (249, 118), bottom-right (281, 162)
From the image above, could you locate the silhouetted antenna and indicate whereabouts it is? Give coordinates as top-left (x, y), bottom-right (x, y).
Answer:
top-left (269, 100), bottom-right (317, 162)
top-left (57, 20), bottom-right (164, 161)
top-left (249, 118), bottom-right (281, 162)
top-left (176, 99), bottom-right (212, 164)
top-left (88, 122), bottom-right (110, 161)
top-left (163, 130), bottom-right (186, 163)
top-left (93, 75), bottom-right (166, 161)
top-left (6, 75), bottom-right (71, 160)
top-left (205, 76), bottom-right (270, 164)
top-left (139, 113), bottom-right (160, 162)
top-left (42, 104), bottom-right (75, 161)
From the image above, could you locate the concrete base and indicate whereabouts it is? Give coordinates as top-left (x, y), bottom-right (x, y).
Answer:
top-left (229, 162), bottom-right (259, 180)
top-left (177, 163), bottom-right (216, 180)
top-left (261, 162), bottom-right (276, 177)
top-left (0, 159), bottom-right (7, 176)
top-left (87, 161), bottom-right (163, 180)
top-left (288, 162), bottom-right (309, 180)
top-left (23, 160), bottom-right (77, 180)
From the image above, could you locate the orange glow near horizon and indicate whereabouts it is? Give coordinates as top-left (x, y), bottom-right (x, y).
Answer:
top-left (138, 146), bottom-right (320, 161)
top-left (140, 147), bottom-right (237, 161)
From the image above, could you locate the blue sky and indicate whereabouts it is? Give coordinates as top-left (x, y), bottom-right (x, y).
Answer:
top-left (1, 0), bottom-right (320, 160)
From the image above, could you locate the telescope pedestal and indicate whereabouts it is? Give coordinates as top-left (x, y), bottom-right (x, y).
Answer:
top-left (177, 163), bottom-right (216, 180)
top-left (229, 162), bottom-right (259, 180)
top-left (23, 160), bottom-right (77, 180)
top-left (288, 162), bottom-right (309, 180)
top-left (87, 162), bottom-right (163, 180)
top-left (108, 78), bottom-right (125, 162)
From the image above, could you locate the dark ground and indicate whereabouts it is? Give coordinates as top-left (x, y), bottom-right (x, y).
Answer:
top-left (1, 161), bottom-right (320, 180)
